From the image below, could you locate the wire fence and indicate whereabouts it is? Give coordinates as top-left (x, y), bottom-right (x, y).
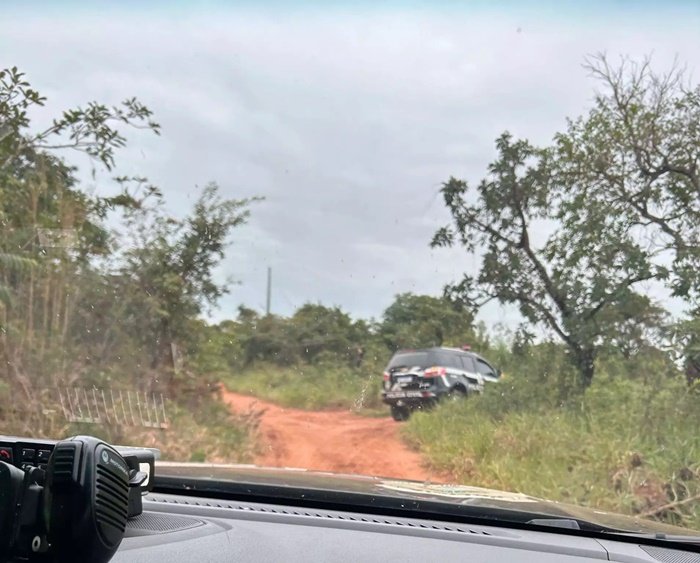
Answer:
top-left (45, 387), bottom-right (169, 429)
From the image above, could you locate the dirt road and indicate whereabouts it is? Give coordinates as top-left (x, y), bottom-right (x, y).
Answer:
top-left (221, 390), bottom-right (446, 482)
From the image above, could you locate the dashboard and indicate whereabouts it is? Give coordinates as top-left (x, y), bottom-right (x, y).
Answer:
top-left (115, 493), bottom-right (700, 563)
top-left (3, 435), bottom-right (700, 563)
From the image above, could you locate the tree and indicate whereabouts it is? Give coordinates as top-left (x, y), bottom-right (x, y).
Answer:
top-left (120, 183), bottom-right (258, 376)
top-left (1, 66), bottom-right (160, 171)
top-left (239, 313), bottom-right (300, 366)
top-left (291, 303), bottom-right (369, 364)
top-left (558, 54), bottom-right (700, 300)
top-left (595, 293), bottom-right (667, 361)
top-left (380, 292), bottom-right (475, 351)
top-left (433, 133), bottom-right (659, 388)
top-left (669, 316), bottom-right (700, 389)
top-left (0, 66), bottom-right (159, 394)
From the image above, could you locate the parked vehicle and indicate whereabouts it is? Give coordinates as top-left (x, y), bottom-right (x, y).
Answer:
top-left (381, 347), bottom-right (500, 421)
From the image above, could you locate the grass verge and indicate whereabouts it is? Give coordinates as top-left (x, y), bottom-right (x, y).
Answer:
top-left (223, 362), bottom-right (386, 415)
top-left (0, 392), bottom-right (258, 464)
top-left (402, 372), bottom-right (700, 529)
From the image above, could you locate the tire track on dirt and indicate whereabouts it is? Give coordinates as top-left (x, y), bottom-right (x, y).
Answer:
top-left (221, 389), bottom-right (446, 482)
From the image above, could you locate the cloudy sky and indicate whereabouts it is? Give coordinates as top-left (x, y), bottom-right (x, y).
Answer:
top-left (3, 1), bottom-right (700, 326)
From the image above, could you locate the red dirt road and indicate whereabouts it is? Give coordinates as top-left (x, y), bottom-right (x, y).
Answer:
top-left (221, 390), bottom-right (446, 482)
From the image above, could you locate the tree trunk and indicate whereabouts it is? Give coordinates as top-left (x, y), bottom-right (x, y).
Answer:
top-left (40, 269), bottom-right (51, 358)
top-left (572, 346), bottom-right (596, 389)
top-left (26, 269), bottom-right (34, 343)
top-left (26, 177), bottom-right (40, 346)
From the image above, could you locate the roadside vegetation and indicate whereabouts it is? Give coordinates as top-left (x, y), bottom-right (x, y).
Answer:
top-left (223, 363), bottom-right (385, 414)
top-left (3, 53), bottom-right (700, 530)
top-left (0, 67), bottom-right (256, 463)
top-left (214, 293), bottom-right (481, 413)
top-left (403, 343), bottom-right (700, 529)
top-left (403, 54), bottom-right (700, 529)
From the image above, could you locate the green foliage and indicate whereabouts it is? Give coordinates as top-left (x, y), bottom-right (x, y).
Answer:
top-left (0, 66), bottom-right (258, 460)
top-left (403, 356), bottom-right (700, 528)
top-left (239, 312), bottom-right (301, 366)
top-left (119, 183), bottom-right (257, 371)
top-left (0, 66), bottom-right (159, 171)
top-left (434, 90), bottom-right (671, 387)
top-left (380, 292), bottom-right (476, 350)
top-left (223, 362), bottom-right (384, 414)
top-left (233, 303), bottom-right (374, 367)
top-left (560, 54), bottom-right (700, 300)
top-left (0, 252), bottom-right (36, 306)
top-left (479, 342), bottom-right (580, 414)
top-left (673, 313), bottom-right (700, 387)
top-left (187, 319), bottom-right (246, 375)
top-left (292, 303), bottom-right (367, 363)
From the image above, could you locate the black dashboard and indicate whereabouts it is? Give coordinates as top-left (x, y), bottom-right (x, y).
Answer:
top-left (4, 435), bottom-right (700, 563)
top-left (115, 493), bottom-right (700, 562)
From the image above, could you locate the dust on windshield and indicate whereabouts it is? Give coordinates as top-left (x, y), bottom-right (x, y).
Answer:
top-left (2, 1), bottom-right (700, 532)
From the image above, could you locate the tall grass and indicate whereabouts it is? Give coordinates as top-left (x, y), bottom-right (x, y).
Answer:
top-left (0, 382), bottom-right (258, 464)
top-left (402, 357), bottom-right (700, 529)
top-left (223, 361), bottom-right (385, 414)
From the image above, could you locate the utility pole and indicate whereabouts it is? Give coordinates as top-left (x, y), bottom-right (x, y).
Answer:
top-left (266, 266), bottom-right (272, 316)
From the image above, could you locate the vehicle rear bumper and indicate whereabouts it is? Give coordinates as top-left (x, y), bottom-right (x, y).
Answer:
top-left (381, 389), bottom-right (441, 407)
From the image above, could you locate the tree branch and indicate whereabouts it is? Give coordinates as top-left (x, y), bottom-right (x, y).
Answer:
top-left (515, 291), bottom-right (576, 349)
top-left (583, 273), bottom-right (656, 321)
top-left (639, 493), bottom-right (700, 519)
top-left (510, 181), bottom-right (574, 323)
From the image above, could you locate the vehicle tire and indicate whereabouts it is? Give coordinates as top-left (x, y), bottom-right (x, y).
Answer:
top-left (390, 405), bottom-right (411, 422)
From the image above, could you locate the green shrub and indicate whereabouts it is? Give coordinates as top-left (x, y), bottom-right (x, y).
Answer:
top-left (223, 362), bottom-right (385, 414)
top-left (403, 365), bottom-right (700, 529)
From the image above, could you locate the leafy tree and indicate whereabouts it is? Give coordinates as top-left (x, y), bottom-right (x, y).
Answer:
top-left (120, 183), bottom-right (258, 376)
top-left (239, 313), bottom-right (300, 366)
top-left (380, 292), bottom-right (475, 351)
top-left (0, 66), bottom-right (159, 394)
top-left (0, 66), bottom-right (159, 171)
top-left (595, 293), bottom-right (668, 361)
top-left (234, 303), bottom-right (371, 367)
top-left (557, 54), bottom-right (700, 300)
top-left (669, 315), bottom-right (700, 389)
top-left (291, 303), bottom-right (369, 364)
top-left (236, 305), bottom-right (259, 324)
top-left (433, 133), bottom-right (659, 388)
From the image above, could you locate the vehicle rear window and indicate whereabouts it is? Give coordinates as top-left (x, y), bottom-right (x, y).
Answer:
top-left (388, 352), bottom-right (430, 369)
top-left (435, 352), bottom-right (461, 369)
top-left (460, 355), bottom-right (477, 372)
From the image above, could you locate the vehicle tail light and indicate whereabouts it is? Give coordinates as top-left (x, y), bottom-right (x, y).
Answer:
top-left (423, 367), bottom-right (446, 378)
top-left (383, 371), bottom-right (390, 381)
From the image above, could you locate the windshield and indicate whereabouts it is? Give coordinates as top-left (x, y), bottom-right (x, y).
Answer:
top-left (388, 352), bottom-right (432, 369)
top-left (2, 0), bottom-right (700, 539)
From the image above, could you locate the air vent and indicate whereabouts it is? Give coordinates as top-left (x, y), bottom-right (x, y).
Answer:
top-left (148, 495), bottom-right (504, 537)
top-left (95, 463), bottom-right (129, 535)
top-left (640, 546), bottom-right (700, 563)
top-left (126, 512), bottom-right (205, 536)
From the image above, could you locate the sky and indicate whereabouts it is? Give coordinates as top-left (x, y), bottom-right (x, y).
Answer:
top-left (3, 1), bottom-right (700, 327)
